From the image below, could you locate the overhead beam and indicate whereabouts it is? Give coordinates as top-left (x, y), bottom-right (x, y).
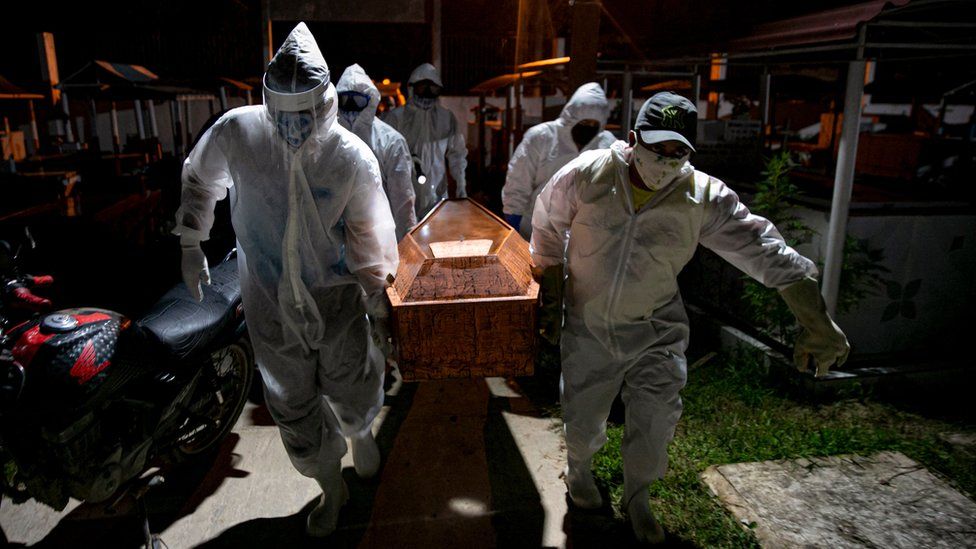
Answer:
top-left (568, 0), bottom-right (602, 89)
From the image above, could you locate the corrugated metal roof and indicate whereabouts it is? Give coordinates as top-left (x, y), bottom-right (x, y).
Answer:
top-left (728, 0), bottom-right (912, 51)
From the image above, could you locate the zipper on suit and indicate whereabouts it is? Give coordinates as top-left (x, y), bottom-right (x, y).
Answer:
top-left (605, 174), bottom-right (636, 357)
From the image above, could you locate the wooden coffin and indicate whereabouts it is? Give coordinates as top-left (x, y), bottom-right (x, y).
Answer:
top-left (386, 198), bottom-right (539, 381)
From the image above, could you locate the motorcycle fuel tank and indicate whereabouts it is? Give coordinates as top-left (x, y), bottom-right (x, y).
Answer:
top-left (10, 308), bottom-right (128, 407)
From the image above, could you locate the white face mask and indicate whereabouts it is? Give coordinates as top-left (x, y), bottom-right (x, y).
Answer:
top-left (632, 146), bottom-right (690, 190)
top-left (412, 96), bottom-right (436, 109)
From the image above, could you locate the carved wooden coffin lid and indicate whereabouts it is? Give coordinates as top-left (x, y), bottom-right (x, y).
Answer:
top-left (388, 199), bottom-right (539, 305)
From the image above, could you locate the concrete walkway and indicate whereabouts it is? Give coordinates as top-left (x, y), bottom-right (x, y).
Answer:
top-left (1, 375), bottom-right (581, 548)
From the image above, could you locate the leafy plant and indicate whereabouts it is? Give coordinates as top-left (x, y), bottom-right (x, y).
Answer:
top-left (742, 152), bottom-right (886, 345)
top-left (742, 152), bottom-right (814, 343)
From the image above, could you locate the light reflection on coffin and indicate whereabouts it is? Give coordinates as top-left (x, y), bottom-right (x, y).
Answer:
top-left (386, 199), bottom-right (538, 381)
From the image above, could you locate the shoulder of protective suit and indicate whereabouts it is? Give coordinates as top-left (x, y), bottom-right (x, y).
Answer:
top-left (596, 130), bottom-right (617, 147)
top-left (692, 169), bottom-right (733, 203)
top-left (196, 106), bottom-right (266, 148)
top-left (523, 121), bottom-right (558, 142)
top-left (567, 147), bottom-right (616, 188)
top-left (372, 118), bottom-right (407, 146)
top-left (212, 105), bottom-right (265, 130)
top-left (331, 123), bottom-right (381, 170)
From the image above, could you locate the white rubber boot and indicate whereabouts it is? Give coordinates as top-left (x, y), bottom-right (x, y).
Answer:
top-left (351, 431), bottom-right (381, 479)
top-left (564, 461), bottom-right (603, 509)
top-left (627, 494), bottom-right (665, 545)
top-left (306, 474), bottom-right (349, 538)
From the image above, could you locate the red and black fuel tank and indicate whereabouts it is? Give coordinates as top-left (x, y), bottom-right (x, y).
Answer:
top-left (9, 308), bottom-right (132, 407)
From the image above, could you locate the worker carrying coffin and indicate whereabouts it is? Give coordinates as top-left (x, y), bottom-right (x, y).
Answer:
top-left (530, 91), bottom-right (850, 544)
top-left (174, 23), bottom-right (398, 538)
top-left (501, 82), bottom-right (616, 239)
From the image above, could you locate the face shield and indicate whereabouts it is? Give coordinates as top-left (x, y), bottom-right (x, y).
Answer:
top-left (263, 65), bottom-right (332, 150)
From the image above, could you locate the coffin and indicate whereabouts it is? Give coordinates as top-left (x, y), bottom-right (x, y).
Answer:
top-left (387, 199), bottom-right (538, 381)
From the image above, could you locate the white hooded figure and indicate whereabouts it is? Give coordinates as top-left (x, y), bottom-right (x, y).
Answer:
top-left (531, 92), bottom-right (849, 543)
top-left (384, 63), bottom-right (467, 218)
top-left (336, 64), bottom-right (417, 241)
top-left (175, 23), bottom-right (397, 537)
top-left (502, 82), bottom-right (616, 239)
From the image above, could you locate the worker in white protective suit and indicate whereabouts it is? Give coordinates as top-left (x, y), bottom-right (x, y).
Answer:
top-left (501, 82), bottom-right (616, 239)
top-left (384, 63), bottom-right (467, 218)
top-left (530, 92), bottom-right (849, 544)
top-left (175, 23), bottom-right (398, 538)
top-left (336, 64), bottom-right (417, 241)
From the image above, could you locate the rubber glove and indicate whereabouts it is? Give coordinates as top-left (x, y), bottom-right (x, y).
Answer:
top-left (779, 276), bottom-right (851, 377)
top-left (365, 285), bottom-right (394, 359)
top-left (180, 237), bottom-right (210, 302)
top-left (535, 264), bottom-right (564, 346)
top-left (504, 214), bottom-right (523, 232)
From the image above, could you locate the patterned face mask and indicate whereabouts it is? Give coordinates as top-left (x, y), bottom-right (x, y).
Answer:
top-left (275, 111), bottom-right (314, 148)
top-left (632, 145), bottom-right (689, 190)
top-left (339, 109), bottom-right (360, 126)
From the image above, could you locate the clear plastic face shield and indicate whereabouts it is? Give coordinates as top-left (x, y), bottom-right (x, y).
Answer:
top-left (263, 72), bottom-right (332, 151)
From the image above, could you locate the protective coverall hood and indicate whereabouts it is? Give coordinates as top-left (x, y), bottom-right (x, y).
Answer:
top-left (558, 82), bottom-right (610, 129)
top-left (264, 22), bottom-right (331, 113)
top-left (407, 63), bottom-right (444, 88)
top-left (335, 63), bottom-right (381, 143)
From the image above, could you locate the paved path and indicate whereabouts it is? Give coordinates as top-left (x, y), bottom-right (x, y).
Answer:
top-left (1, 376), bottom-right (574, 548)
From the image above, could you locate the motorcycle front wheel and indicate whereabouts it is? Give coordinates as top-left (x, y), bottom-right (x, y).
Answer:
top-left (171, 337), bottom-right (254, 460)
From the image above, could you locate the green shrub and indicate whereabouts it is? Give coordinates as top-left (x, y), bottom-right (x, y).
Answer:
top-left (742, 152), bottom-right (886, 345)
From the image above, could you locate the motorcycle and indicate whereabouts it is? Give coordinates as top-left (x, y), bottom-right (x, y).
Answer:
top-left (0, 232), bottom-right (253, 515)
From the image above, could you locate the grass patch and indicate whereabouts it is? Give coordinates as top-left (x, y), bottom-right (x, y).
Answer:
top-left (591, 347), bottom-right (976, 548)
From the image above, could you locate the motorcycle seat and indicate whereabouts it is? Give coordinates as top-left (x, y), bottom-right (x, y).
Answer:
top-left (136, 259), bottom-right (242, 361)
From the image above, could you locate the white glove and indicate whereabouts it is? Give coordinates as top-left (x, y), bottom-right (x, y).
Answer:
top-left (180, 238), bottom-right (210, 302)
top-left (366, 290), bottom-right (393, 356)
top-left (779, 276), bottom-right (851, 377)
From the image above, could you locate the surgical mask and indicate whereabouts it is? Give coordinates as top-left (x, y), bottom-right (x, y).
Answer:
top-left (275, 111), bottom-right (314, 148)
top-left (632, 146), bottom-right (690, 190)
top-left (571, 122), bottom-right (600, 149)
top-left (413, 96), bottom-right (437, 109)
top-left (339, 110), bottom-right (360, 126)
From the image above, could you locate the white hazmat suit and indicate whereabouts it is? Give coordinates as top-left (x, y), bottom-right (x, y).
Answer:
top-left (502, 82), bottom-right (616, 239)
top-left (384, 63), bottom-right (467, 217)
top-left (336, 64), bottom-right (417, 241)
top-left (175, 23), bottom-right (397, 537)
top-left (531, 139), bottom-right (845, 539)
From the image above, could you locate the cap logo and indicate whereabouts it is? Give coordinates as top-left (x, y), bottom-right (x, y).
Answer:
top-left (660, 105), bottom-right (685, 129)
